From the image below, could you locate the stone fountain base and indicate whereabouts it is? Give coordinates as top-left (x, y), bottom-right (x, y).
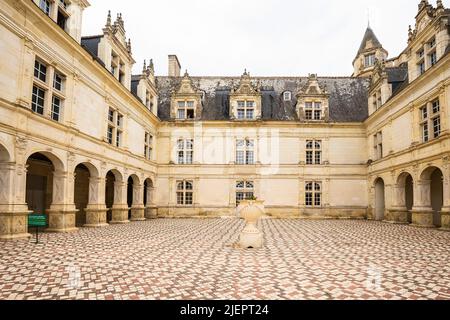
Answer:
top-left (237, 200), bottom-right (265, 249)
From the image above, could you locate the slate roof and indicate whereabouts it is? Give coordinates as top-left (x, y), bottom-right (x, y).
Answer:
top-left (81, 36), bottom-right (105, 67)
top-left (357, 27), bottom-right (383, 57)
top-left (155, 76), bottom-right (370, 123)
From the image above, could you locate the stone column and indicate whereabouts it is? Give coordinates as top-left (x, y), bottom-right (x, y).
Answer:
top-left (47, 171), bottom-right (78, 233)
top-left (110, 181), bottom-right (129, 224)
top-left (130, 183), bottom-right (145, 221)
top-left (386, 184), bottom-right (409, 224)
top-left (145, 185), bottom-right (157, 219)
top-left (440, 162), bottom-right (450, 231)
top-left (367, 185), bottom-right (375, 220)
top-left (0, 162), bottom-right (32, 241)
top-left (411, 179), bottom-right (434, 228)
top-left (84, 177), bottom-right (109, 228)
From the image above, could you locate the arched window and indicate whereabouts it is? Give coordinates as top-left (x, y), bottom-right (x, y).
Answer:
top-left (236, 181), bottom-right (254, 204)
top-left (305, 182), bottom-right (322, 207)
top-left (306, 140), bottom-right (322, 165)
top-left (177, 139), bottom-right (194, 164)
top-left (236, 139), bottom-right (254, 165)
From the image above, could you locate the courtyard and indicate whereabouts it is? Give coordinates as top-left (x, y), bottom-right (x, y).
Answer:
top-left (0, 218), bottom-right (449, 300)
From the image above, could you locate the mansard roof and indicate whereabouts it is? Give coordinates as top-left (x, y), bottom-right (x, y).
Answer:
top-left (156, 76), bottom-right (370, 122)
top-left (357, 27), bottom-right (383, 56)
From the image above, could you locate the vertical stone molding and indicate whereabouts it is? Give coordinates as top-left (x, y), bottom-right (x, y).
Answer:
top-left (110, 181), bottom-right (129, 224)
top-left (84, 177), bottom-right (108, 228)
top-left (130, 183), bottom-right (145, 221)
top-left (46, 171), bottom-right (78, 233)
top-left (411, 180), bottom-right (435, 228)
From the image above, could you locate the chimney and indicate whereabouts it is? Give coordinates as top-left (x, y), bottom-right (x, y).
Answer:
top-left (168, 55), bottom-right (181, 77)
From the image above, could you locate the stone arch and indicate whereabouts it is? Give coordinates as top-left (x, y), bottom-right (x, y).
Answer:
top-left (25, 152), bottom-right (63, 216)
top-left (26, 150), bottom-right (65, 172)
top-left (143, 177), bottom-right (154, 207)
top-left (73, 162), bottom-right (100, 227)
top-left (420, 166), bottom-right (444, 227)
top-left (105, 168), bottom-right (124, 222)
top-left (396, 171), bottom-right (414, 223)
top-left (0, 143), bottom-right (11, 162)
top-left (374, 177), bottom-right (385, 221)
top-left (0, 143), bottom-right (12, 205)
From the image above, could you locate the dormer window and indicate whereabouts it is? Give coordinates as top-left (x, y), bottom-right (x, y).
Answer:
top-left (428, 37), bottom-right (436, 49)
top-left (283, 91), bottom-right (292, 101)
top-left (364, 54), bottom-right (376, 67)
top-left (305, 102), bottom-right (322, 120)
top-left (237, 101), bottom-right (255, 120)
top-left (177, 101), bottom-right (195, 120)
top-left (57, 6), bottom-right (69, 31)
top-left (417, 49), bottom-right (425, 59)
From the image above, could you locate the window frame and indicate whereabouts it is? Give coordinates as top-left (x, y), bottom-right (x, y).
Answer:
top-left (177, 139), bottom-right (194, 165)
top-left (306, 140), bottom-right (322, 165)
top-left (236, 139), bottom-right (255, 165)
top-left (305, 182), bottom-right (322, 207)
top-left (236, 180), bottom-right (255, 205)
top-left (176, 180), bottom-right (194, 206)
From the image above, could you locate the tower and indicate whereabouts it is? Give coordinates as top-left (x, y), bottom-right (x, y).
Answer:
top-left (352, 26), bottom-right (388, 77)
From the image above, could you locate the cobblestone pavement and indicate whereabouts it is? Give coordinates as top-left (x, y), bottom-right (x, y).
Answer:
top-left (0, 219), bottom-right (449, 300)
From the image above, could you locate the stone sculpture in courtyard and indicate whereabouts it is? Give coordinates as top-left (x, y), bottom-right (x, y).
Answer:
top-left (238, 199), bottom-right (265, 249)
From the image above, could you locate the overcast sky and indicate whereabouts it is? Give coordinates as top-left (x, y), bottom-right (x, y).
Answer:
top-left (81, 0), bottom-right (449, 77)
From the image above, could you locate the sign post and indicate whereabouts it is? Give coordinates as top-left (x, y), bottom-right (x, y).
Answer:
top-left (28, 214), bottom-right (47, 244)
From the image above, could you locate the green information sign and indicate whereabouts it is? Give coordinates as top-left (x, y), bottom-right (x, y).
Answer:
top-left (28, 214), bottom-right (47, 227)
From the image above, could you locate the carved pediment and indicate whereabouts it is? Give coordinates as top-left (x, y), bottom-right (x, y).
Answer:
top-left (174, 71), bottom-right (202, 96)
top-left (231, 70), bottom-right (260, 96)
top-left (297, 74), bottom-right (329, 98)
top-left (370, 59), bottom-right (386, 87)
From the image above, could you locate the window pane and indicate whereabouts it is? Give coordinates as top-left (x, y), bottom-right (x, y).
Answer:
top-left (236, 181), bottom-right (245, 189)
top-left (237, 109), bottom-right (245, 119)
top-left (432, 100), bottom-right (440, 114)
top-left (236, 150), bottom-right (245, 165)
top-left (185, 182), bottom-right (193, 190)
top-left (423, 123), bottom-right (429, 142)
top-left (177, 109), bottom-right (185, 119)
top-left (177, 192), bottom-right (184, 205)
top-left (53, 72), bottom-right (64, 91)
top-left (433, 117), bottom-right (441, 138)
top-left (246, 109), bottom-right (254, 119)
top-left (305, 102), bottom-right (313, 109)
top-left (246, 151), bottom-right (254, 164)
top-left (185, 192), bottom-right (193, 205)
top-left (51, 96), bottom-right (61, 121)
top-left (187, 101), bottom-right (194, 108)
top-left (32, 86), bottom-right (45, 115)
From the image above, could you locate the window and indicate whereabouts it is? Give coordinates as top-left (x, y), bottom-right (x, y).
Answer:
top-left (305, 182), bottom-right (322, 207)
top-left (177, 180), bottom-right (193, 205)
top-left (34, 60), bottom-right (47, 82)
top-left (420, 99), bottom-right (441, 143)
top-left (177, 101), bottom-right (195, 120)
top-left (107, 126), bottom-right (114, 145)
top-left (283, 91), bottom-right (292, 101)
top-left (144, 133), bottom-right (153, 160)
top-left (106, 108), bottom-right (124, 147)
top-left (236, 139), bottom-right (254, 165)
top-left (418, 61), bottom-right (425, 76)
top-left (237, 101), bottom-right (255, 120)
top-left (306, 140), bottom-right (322, 165)
top-left (236, 181), bottom-right (254, 205)
top-left (429, 51), bottom-right (437, 67)
top-left (32, 58), bottom-right (65, 122)
top-left (305, 102), bottom-right (322, 120)
top-left (373, 132), bottom-right (383, 160)
top-left (39, 0), bottom-right (51, 16)
top-left (417, 49), bottom-right (425, 59)
top-left (428, 37), bottom-right (436, 49)
top-left (177, 139), bottom-right (194, 164)
top-left (32, 86), bottom-right (45, 115)
top-left (364, 54), bottom-right (376, 67)
top-left (57, 8), bottom-right (68, 30)
top-left (51, 96), bottom-right (62, 121)
top-left (53, 72), bottom-right (65, 92)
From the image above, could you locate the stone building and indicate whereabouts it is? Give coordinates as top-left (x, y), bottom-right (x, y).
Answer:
top-left (0, 0), bottom-right (449, 240)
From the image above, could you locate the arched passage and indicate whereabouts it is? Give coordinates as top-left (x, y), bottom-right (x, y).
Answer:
top-left (127, 174), bottom-right (145, 221)
top-left (144, 178), bottom-right (157, 219)
top-left (25, 152), bottom-right (63, 217)
top-left (105, 170), bottom-right (121, 222)
top-left (419, 166), bottom-right (444, 228)
top-left (397, 172), bottom-right (414, 223)
top-left (0, 143), bottom-right (11, 205)
top-left (74, 163), bottom-right (99, 227)
top-left (374, 178), bottom-right (385, 221)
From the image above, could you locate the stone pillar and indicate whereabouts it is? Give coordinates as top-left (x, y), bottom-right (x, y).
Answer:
top-left (367, 185), bottom-right (375, 220)
top-left (440, 163), bottom-right (450, 231)
top-left (84, 177), bottom-right (109, 228)
top-left (386, 184), bottom-right (409, 224)
top-left (0, 162), bottom-right (32, 241)
top-left (130, 183), bottom-right (145, 221)
top-left (47, 171), bottom-right (78, 233)
top-left (145, 185), bottom-right (157, 219)
top-left (411, 179), bottom-right (435, 228)
top-left (110, 181), bottom-right (129, 224)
